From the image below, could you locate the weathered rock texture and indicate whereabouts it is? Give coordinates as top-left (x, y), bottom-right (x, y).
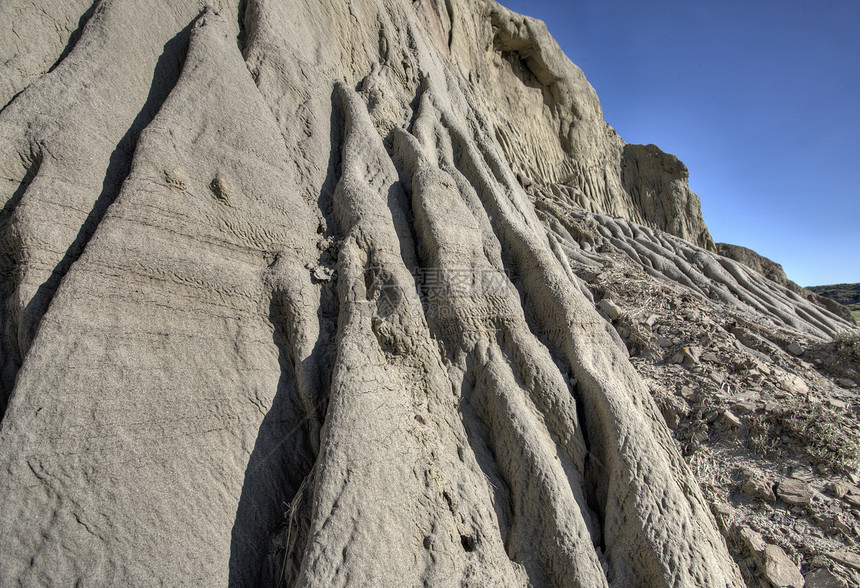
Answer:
top-left (717, 243), bottom-right (856, 323)
top-left (716, 243), bottom-right (792, 288)
top-left (0, 0), bottom-right (854, 586)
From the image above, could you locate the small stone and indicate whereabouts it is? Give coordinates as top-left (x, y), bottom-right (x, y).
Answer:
top-left (774, 372), bottom-right (810, 396)
top-left (828, 550), bottom-right (860, 570)
top-left (777, 478), bottom-right (815, 506)
top-left (786, 342), bottom-right (804, 356)
top-left (660, 401), bottom-right (683, 430)
top-left (764, 400), bottom-right (781, 413)
top-left (709, 371), bottom-right (726, 385)
top-left (826, 481), bottom-right (851, 499)
top-left (826, 397), bottom-right (850, 410)
top-left (638, 348), bottom-right (660, 361)
top-left (741, 528), bottom-right (804, 588)
top-left (760, 544), bottom-right (805, 587)
top-left (790, 468), bottom-right (814, 482)
top-left (756, 361), bottom-right (773, 376)
top-left (836, 378), bottom-right (858, 389)
top-left (844, 493), bottom-right (860, 509)
top-left (671, 346), bottom-right (702, 368)
top-left (209, 175), bottom-right (231, 203)
top-left (656, 335), bottom-right (672, 348)
top-left (710, 502), bottom-right (734, 533)
top-left (805, 567), bottom-right (849, 588)
top-left (685, 345), bottom-right (703, 360)
top-left (700, 351), bottom-right (719, 362)
top-left (680, 386), bottom-right (698, 401)
top-left (733, 401), bottom-right (757, 415)
top-left (312, 266), bottom-right (334, 282)
top-left (833, 517), bottom-right (853, 536)
top-left (740, 526), bottom-right (766, 552)
top-left (721, 409), bottom-right (743, 428)
top-left (598, 299), bottom-right (621, 321)
top-left (741, 476), bottom-right (776, 502)
top-left (515, 171), bottom-right (533, 189)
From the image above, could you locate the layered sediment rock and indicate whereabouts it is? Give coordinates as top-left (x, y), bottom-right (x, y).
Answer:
top-left (718, 243), bottom-right (856, 323)
top-left (0, 0), bottom-right (853, 586)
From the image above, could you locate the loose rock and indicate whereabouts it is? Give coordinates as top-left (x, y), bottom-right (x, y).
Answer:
top-left (778, 479), bottom-right (816, 506)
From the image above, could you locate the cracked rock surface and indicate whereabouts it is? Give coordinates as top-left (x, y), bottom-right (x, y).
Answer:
top-left (0, 0), bottom-right (855, 586)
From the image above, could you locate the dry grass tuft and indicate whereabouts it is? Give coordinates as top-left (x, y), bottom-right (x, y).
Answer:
top-left (747, 398), bottom-right (859, 473)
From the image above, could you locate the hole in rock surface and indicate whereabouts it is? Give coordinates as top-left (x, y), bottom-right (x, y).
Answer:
top-left (460, 534), bottom-right (476, 552)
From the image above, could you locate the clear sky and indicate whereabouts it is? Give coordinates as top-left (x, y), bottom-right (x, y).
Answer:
top-left (498, 0), bottom-right (859, 287)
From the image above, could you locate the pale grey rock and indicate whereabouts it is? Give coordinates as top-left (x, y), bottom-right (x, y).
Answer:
top-left (711, 502), bottom-right (735, 534)
top-left (790, 468), bottom-right (815, 483)
top-left (774, 370), bottom-right (811, 396)
top-left (721, 409), bottom-right (743, 429)
top-left (733, 401), bottom-right (757, 415)
top-left (787, 342), bottom-right (804, 356)
top-left (844, 493), bottom-right (860, 509)
top-left (829, 550), bottom-right (860, 571)
top-left (538, 202), bottom-right (855, 340)
top-left (805, 568), bottom-right (848, 588)
top-left (717, 243), bottom-right (792, 287)
top-left (621, 143), bottom-right (715, 250)
top-left (717, 242), bottom-right (856, 323)
top-left (672, 345), bottom-right (703, 368)
top-left (598, 298), bottom-right (622, 320)
top-left (741, 528), bottom-right (805, 588)
top-left (740, 468), bottom-right (776, 502)
top-left (825, 397), bottom-right (850, 410)
top-left (4, 0), bottom-right (848, 586)
top-left (0, 0), bottom-right (96, 107)
top-left (827, 481), bottom-right (852, 499)
top-left (482, 9), bottom-right (715, 250)
top-left (778, 479), bottom-right (816, 506)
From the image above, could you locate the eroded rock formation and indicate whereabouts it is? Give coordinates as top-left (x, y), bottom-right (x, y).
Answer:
top-left (717, 243), bottom-right (857, 323)
top-left (0, 0), bottom-right (854, 586)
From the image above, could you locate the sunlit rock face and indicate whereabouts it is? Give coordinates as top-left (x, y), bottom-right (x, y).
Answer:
top-left (0, 0), bottom-right (852, 585)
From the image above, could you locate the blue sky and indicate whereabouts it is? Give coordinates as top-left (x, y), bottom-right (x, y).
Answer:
top-left (498, 0), bottom-right (859, 287)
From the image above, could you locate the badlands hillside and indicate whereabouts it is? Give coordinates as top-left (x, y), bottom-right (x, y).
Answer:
top-left (808, 284), bottom-right (860, 324)
top-left (0, 0), bottom-right (857, 586)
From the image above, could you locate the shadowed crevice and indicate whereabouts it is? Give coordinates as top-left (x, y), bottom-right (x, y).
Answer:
top-left (0, 152), bottom-right (42, 421)
top-left (0, 88), bottom-right (25, 118)
top-left (48, 0), bottom-right (100, 74)
top-left (237, 0), bottom-right (248, 53)
top-left (457, 366), bottom-right (515, 550)
top-left (0, 2), bottom-right (100, 116)
top-left (18, 18), bottom-right (195, 359)
top-left (228, 295), bottom-right (319, 587)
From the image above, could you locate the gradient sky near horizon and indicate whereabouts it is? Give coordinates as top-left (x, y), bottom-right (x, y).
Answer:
top-left (498, 0), bottom-right (859, 287)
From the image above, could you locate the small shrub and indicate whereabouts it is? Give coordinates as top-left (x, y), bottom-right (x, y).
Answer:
top-left (781, 401), bottom-right (859, 472)
top-left (746, 399), bottom-right (859, 473)
top-left (833, 331), bottom-right (860, 360)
